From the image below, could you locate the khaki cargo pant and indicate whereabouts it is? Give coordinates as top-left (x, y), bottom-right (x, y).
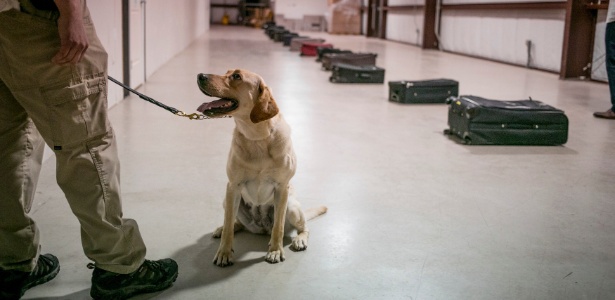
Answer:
top-left (0, 0), bottom-right (146, 274)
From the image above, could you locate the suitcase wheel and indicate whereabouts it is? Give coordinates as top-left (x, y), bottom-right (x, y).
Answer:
top-left (463, 133), bottom-right (472, 145)
top-left (330, 77), bottom-right (336, 83)
top-left (391, 93), bottom-right (399, 102)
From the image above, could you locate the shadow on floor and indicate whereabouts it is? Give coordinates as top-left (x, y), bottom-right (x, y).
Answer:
top-left (163, 231), bottom-right (294, 296)
top-left (29, 289), bottom-right (90, 300)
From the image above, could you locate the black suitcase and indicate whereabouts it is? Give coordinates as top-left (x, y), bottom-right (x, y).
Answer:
top-left (280, 32), bottom-right (299, 44)
top-left (264, 26), bottom-right (283, 36)
top-left (388, 79), bottom-right (458, 104)
top-left (444, 95), bottom-right (569, 145)
top-left (262, 21), bottom-right (276, 29)
top-left (330, 63), bottom-right (385, 84)
top-left (322, 53), bottom-right (377, 71)
top-left (273, 30), bottom-right (291, 42)
top-left (267, 27), bottom-right (286, 39)
top-left (316, 48), bottom-right (352, 62)
top-left (283, 35), bottom-right (307, 46)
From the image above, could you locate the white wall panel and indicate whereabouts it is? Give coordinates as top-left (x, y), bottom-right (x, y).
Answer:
top-left (88, 0), bottom-right (124, 108)
top-left (443, 0), bottom-right (564, 3)
top-left (89, 0), bottom-right (210, 102)
top-left (386, 9), bottom-right (424, 46)
top-left (275, 0), bottom-right (328, 19)
top-left (145, 0), bottom-right (209, 79)
top-left (385, 0), bottom-right (425, 45)
top-left (388, 0), bottom-right (424, 5)
top-left (440, 9), bottom-right (565, 72)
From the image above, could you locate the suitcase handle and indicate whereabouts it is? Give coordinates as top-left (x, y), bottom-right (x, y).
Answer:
top-left (358, 73), bottom-right (371, 79)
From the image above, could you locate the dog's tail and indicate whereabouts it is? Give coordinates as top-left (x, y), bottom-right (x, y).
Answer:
top-left (304, 206), bottom-right (328, 221)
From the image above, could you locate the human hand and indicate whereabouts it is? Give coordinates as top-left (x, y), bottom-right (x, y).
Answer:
top-left (51, 0), bottom-right (88, 65)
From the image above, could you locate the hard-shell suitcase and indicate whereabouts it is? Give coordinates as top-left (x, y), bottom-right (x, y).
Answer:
top-left (444, 95), bottom-right (569, 145)
top-left (262, 21), bottom-right (276, 30)
top-left (330, 63), bottom-right (385, 84)
top-left (264, 25), bottom-right (282, 35)
top-left (273, 29), bottom-right (291, 42)
top-left (283, 35), bottom-right (307, 46)
top-left (267, 27), bottom-right (286, 40)
top-left (388, 79), bottom-right (459, 104)
top-left (280, 33), bottom-right (299, 45)
top-left (290, 38), bottom-right (325, 51)
top-left (300, 43), bottom-right (333, 56)
top-left (321, 53), bottom-right (377, 70)
top-left (316, 48), bottom-right (352, 62)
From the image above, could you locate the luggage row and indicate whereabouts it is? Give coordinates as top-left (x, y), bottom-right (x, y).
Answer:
top-left (265, 24), bottom-right (386, 84)
top-left (262, 23), bottom-right (569, 146)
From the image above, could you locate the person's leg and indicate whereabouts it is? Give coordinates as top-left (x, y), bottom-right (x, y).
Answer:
top-left (595, 21), bottom-right (615, 118)
top-left (2, 2), bottom-right (176, 297)
top-left (606, 22), bottom-right (615, 111)
top-left (0, 79), bottom-right (43, 273)
top-left (0, 65), bottom-right (60, 300)
top-left (0, 3), bottom-right (148, 274)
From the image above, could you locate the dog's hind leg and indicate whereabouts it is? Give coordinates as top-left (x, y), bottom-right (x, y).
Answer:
top-left (212, 220), bottom-right (244, 238)
top-left (287, 200), bottom-right (310, 251)
top-left (288, 202), bottom-right (327, 251)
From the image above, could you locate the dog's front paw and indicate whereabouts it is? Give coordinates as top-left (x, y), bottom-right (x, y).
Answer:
top-left (213, 248), bottom-right (234, 267)
top-left (265, 247), bottom-right (285, 264)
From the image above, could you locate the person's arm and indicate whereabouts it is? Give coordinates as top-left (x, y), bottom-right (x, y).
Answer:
top-left (52, 0), bottom-right (88, 65)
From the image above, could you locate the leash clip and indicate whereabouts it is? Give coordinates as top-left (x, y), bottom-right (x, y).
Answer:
top-left (176, 111), bottom-right (207, 120)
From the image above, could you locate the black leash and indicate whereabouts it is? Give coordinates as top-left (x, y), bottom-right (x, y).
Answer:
top-left (107, 76), bottom-right (218, 120)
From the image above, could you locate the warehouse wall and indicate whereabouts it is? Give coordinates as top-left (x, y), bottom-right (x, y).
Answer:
top-left (88, 1), bottom-right (124, 108)
top-left (275, 0), bottom-right (328, 20)
top-left (375, 0), bottom-right (569, 72)
top-left (439, 8), bottom-right (565, 72)
top-left (145, 0), bottom-right (209, 79)
top-left (88, 0), bottom-right (209, 106)
top-left (386, 0), bottom-right (424, 46)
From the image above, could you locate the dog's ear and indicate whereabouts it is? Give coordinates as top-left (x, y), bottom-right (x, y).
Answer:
top-left (250, 81), bottom-right (279, 123)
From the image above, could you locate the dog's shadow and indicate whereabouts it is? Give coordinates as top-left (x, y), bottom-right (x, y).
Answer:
top-left (162, 231), bottom-right (295, 296)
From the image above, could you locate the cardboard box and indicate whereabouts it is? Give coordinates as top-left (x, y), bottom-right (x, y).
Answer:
top-left (327, 10), bottom-right (361, 34)
top-left (326, 0), bottom-right (362, 34)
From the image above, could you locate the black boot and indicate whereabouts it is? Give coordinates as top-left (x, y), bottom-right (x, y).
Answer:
top-left (89, 258), bottom-right (178, 300)
top-left (0, 254), bottom-right (60, 300)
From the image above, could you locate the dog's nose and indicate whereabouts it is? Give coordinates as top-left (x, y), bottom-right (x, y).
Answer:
top-left (197, 73), bottom-right (208, 84)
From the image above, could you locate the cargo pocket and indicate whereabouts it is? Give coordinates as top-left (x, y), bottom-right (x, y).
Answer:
top-left (42, 75), bottom-right (109, 149)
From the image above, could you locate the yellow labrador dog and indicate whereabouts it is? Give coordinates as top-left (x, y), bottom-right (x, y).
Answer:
top-left (196, 69), bottom-right (327, 267)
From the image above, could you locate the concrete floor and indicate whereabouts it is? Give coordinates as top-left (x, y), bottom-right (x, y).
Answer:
top-left (24, 26), bottom-right (615, 300)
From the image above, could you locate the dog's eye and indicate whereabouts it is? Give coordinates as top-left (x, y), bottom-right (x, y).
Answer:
top-left (231, 73), bottom-right (241, 81)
